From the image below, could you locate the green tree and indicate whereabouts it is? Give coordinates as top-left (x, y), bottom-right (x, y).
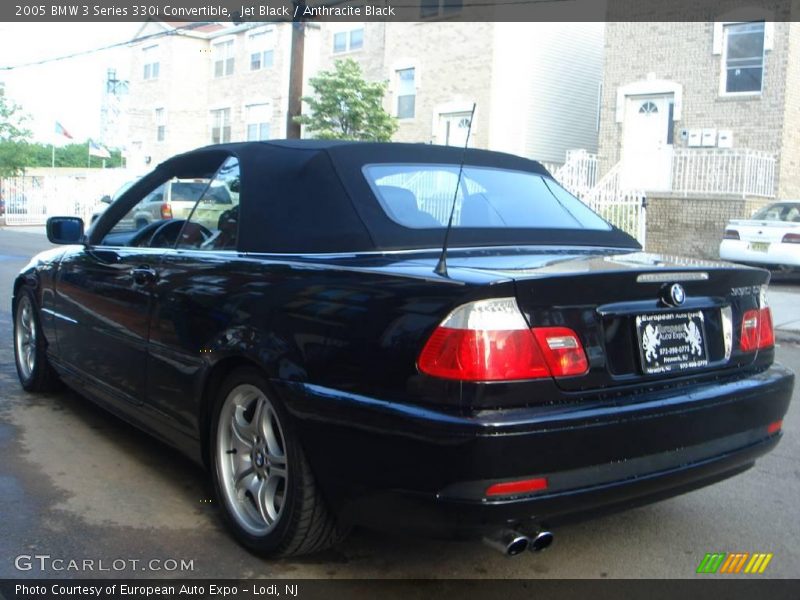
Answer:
top-left (0, 88), bottom-right (32, 177)
top-left (3, 141), bottom-right (124, 169)
top-left (294, 59), bottom-right (397, 141)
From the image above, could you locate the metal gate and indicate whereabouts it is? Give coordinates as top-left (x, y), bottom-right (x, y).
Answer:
top-left (552, 159), bottom-right (647, 247)
top-left (1, 170), bottom-right (133, 226)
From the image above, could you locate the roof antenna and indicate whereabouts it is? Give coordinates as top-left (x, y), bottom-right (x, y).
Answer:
top-left (434, 103), bottom-right (477, 277)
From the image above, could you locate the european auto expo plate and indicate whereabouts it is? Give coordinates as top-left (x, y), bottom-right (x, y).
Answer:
top-left (636, 311), bottom-right (709, 375)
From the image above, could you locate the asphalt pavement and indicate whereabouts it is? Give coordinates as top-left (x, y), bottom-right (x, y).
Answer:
top-left (0, 227), bottom-right (798, 579)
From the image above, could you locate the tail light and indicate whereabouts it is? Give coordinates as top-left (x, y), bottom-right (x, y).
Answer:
top-left (531, 327), bottom-right (590, 377)
top-left (417, 298), bottom-right (588, 381)
top-left (724, 229), bottom-right (740, 240)
top-left (160, 203), bottom-right (173, 219)
top-left (740, 310), bottom-right (760, 351)
top-left (758, 306), bottom-right (775, 349)
top-left (739, 287), bottom-right (774, 352)
top-left (781, 233), bottom-right (800, 244)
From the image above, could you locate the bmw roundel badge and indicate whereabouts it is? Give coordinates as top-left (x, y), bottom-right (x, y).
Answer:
top-left (664, 283), bottom-right (686, 307)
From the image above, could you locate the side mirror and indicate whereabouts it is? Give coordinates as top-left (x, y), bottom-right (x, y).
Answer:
top-left (100, 195), bottom-right (112, 204)
top-left (47, 217), bottom-right (85, 244)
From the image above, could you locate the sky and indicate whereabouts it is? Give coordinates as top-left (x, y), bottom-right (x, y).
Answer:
top-left (0, 23), bottom-right (142, 145)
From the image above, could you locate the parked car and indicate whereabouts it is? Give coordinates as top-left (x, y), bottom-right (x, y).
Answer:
top-left (720, 201), bottom-right (800, 271)
top-left (90, 177), bottom-right (234, 229)
top-left (89, 180), bottom-right (138, 225)
top-left (14, 142), bottom-right (793, 558)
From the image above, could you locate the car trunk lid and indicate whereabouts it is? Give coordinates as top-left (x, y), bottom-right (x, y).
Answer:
top-left (444, 249), bottom-right (770, 392)
top-left (729, 219), bottom-right (800, 244)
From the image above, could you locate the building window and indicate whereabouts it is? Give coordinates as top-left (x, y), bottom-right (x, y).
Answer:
top-left (210, 108), bottom-right (231, 144)
top-left (249, 29), bottom-right (274, 70)
top-left (639, 101), bottom-right (658, 114)
top-left (396, 68), bottom-right (415, 119)
top-left (333, 25), bottom-right (364, 54)
top-left (722, 22), bottom-right (765, 94)
top-left (213, 40), bottom-right (235, 78)
top-left (420, 0), bottom-right (462, 19)
top-left (155, 108), bottom-right (166, 142)
top-left (142, 45), bottom-right (159, 80)
top-left (245, 103), bottom-right (271, 141)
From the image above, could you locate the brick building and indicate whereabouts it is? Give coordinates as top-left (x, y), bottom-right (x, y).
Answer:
top-left (318, 22), bottom-right (604, 163)
top-left (125, 20), bottom-right (311, 171)
top-left (123, 20), bottom-right (604, 172)
top-left (596, 15), bottom-right (800, 258)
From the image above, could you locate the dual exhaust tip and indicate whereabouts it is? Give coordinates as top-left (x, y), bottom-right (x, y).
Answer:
top-left (483, 527), bottom-right (554, 557)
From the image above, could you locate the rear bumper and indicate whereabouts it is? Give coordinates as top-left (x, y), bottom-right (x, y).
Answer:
top-left (277, 363), bottom-right (794, 538)
top-left (720, 239), bottom-right (800, 268)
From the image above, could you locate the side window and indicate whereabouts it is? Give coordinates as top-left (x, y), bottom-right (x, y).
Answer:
top-left (177, 157), bottom-right (240, 251)
top-left (108, 182), bottom-right (167, 234)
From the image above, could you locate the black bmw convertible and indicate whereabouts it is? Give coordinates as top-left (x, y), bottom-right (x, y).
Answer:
top-left (13, 141), bottom-right (794, 557)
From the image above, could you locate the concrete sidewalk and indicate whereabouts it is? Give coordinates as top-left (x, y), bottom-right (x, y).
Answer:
top-left (769, 284), bottom-right (800, 334)
top-left (1, 225), bottom-right (46, 235)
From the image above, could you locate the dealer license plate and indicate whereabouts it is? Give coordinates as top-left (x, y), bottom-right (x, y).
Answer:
top-left (749, 242), bottom-right (770, 253)
top-left (636, 311), bottom-right (709, 375)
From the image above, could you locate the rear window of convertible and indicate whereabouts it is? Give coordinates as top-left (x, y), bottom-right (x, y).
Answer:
top-left (363, 164), bottom-right (611, 231)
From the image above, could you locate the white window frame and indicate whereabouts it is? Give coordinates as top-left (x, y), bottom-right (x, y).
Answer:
top-left (154, 107), bottom-right (166, 142)
top-left (331, 23), bottom-right (364, 55)
top-left (244, 102), bottom-right (272, 141)
top-left (394, 65), bottom-right (417, 120)
top-left (248, 28), bottom-right (275, 71)
top-left (142, 45), bottom-right (160, 81)
top-left (210, 107), bottom-right (232, 144)
top-left (212, 37), bottom-right (236, 78)
top-left (718, 21), bottom-right (767, 97)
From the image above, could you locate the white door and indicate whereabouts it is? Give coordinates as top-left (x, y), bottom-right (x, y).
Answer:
top-left (621, 94), bottom-right (673, 191)
top-left (437, 112), bottom-right (472, 147)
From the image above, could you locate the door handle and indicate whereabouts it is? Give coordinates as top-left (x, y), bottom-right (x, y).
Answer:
top-left (131, 266), bottom-right (158, 285)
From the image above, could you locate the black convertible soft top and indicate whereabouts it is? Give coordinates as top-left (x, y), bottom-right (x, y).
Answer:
top-left (136, 140), bottom-right (639, 254)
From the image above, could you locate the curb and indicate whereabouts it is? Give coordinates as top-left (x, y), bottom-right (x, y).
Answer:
top-left (776, 330), bottom-right (800, 345)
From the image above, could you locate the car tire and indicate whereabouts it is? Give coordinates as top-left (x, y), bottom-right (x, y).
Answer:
top-left (135, 218), bottom-right (148, 230)
top-left (13, 287), bottom-right (62, 392)
top-left (210, 366), bottom-right (347, 556)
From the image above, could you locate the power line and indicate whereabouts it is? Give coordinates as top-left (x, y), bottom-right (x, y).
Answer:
top-left (0, 21), bottom-right (229, 71)
top-left (0, 0), bottom-right (578, 70)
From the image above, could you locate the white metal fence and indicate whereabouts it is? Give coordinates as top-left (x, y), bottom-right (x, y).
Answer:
top-left (543, 149), bottom-right (599, 200)
top-left (1, 170), bottom-right (133, 226)
top-left (671, 149), bottom-right (776, 198)
top-left (584, 162), bottom-right (647, 245)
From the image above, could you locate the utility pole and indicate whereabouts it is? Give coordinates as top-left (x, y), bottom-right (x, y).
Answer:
top-left (285, 0), bottom-right (306, 139)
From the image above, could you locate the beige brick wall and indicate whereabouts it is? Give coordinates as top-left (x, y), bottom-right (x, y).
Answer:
top-left (599, 21), bottom-right (796, 196)
top-left (317, 23), bottom-right (387, 82)
top-left (128, 31), bottom-right (209, 169)
top-left (127, 24), bottom-right (295, 171)
top-left (645, 194), bottom-right (773, 259)
top-left (205, 24), bottom-right (293, 143)
top-left (779, 21), bottom-right (800, 198)
top-left (317, 22), bottom-right (495, 148)
top-left (384, 22), bottom-right (495, 148)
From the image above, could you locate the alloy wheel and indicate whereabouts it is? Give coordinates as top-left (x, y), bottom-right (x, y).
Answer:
top-left (216, 384), bottom-right (288, 536)
top-left (15, 295), bottom-right (36, 380)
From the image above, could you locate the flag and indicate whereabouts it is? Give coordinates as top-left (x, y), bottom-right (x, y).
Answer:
top-left (88, 141), bottom-right (111, 159)
top-left (55, 121), bottom-right (73, 139)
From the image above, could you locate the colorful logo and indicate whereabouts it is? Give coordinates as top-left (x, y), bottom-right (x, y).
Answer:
top-left (696, 552), bottom-right (773, 574)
